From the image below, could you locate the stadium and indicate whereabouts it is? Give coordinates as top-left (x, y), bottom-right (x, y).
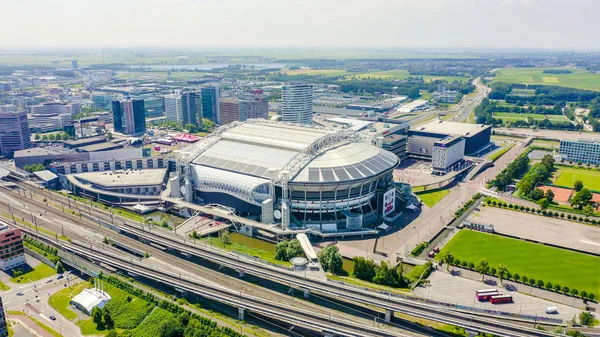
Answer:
top-left (174, 120), bottom-right (400, 232)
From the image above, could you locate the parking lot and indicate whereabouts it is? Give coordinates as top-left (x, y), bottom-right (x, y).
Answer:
top-left (413, 271), bottom-right (582, 321)
top-left (470, 206), bottom-right (600, 255)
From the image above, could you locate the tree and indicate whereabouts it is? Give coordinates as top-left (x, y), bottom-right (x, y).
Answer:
top-left (545, 282), bottom-right (553, 290)
top-left (220, 231), bottom-right (231, 245)
top-left (92, 307), bottom-right (103, 326)
top-left (545, 189), bottom-right (555, 203)
top-left (529, 278), bottom-right (536, 286)
top-left (583, 204), bottom-right (595, 216)
top-left (537, 279), bottom-right (545, 288)
top-left (589, 293), bottom-right (596, 301)
top-left (373, 261), bottom-right (396, 287)
top-left (581, 290), bottom-right (588, 298)
top-left (34, 133), bottom-right (41, 141)
top-left (571, 288), bottom-right (579, 296)
top-left (184, 123), bottom-right (197, 133)
top-left (353, 257), bottom-right (376, 281)
top-left (103, 310), bottom-right (114, 329)
top-left (42, 134), bottom-right (48, 141)
top-left (574, 180), bottom-right (584, 192)
top-left (48, 134), bottom-right (56, 142)
top-left (539, 198), bottom-right (550, 210)
top-left (571, 188), bottom-right (593, 208)
top-left (106, 131), bottom-right (113, 141)
top-left (496, 264), bottom-right (509, 285)
top-left (318, 245), bottom-right (343, 274)
top-left (553, 284), bottom-right (561, 292)
top-left (475, 258), bottom-right (489, 281)
top-left (530, 188), bottom-right (545, 201)
top-left (579, 311), bottom-right (594, 326)
top-left (513, 273), bottom-right (520, 282)
top-left (55, 261), bottom-right (65, 274)
top-left (442, 252), bottom-right (454, 271)
top-left (275, 239), bottom-right (303, 261)
top-left (159, 318), bottom-right (184, 337)
top-left (562, 286), bottom-right (570, 293)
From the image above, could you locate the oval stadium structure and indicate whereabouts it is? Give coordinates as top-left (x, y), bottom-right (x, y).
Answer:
top-left (175, 120), bottom-right (399, 232)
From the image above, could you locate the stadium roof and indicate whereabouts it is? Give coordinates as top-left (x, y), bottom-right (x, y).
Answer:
top-left (188, 120), bottom-right (398, 188)
top-left (414, 120), bottom-right (491, 137)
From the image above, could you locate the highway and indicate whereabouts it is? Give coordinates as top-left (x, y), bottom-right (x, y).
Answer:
top-left (0, 186), bottom-right (430, 337)
top-left (1, 182), bottom-right (562, 337)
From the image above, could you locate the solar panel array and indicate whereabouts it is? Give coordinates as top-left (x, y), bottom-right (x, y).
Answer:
top-left (305, 151), bottom-right (398, 183)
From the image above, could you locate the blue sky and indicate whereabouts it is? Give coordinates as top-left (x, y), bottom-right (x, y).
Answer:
top-left (0, 0), bottom-right (598, 49)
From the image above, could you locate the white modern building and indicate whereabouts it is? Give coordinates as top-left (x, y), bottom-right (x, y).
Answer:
top-left (559, 139), bottom-right (600, 165)
top-left (30, 102), bottom-right (81, 116)
top-left (0, 110), bottom-right (31, 156)
top-left (164, 94), bottom-right (183, 123)
top-left (281, 84), bottom-right (313, 124)
top-left (70, 281), bottom-right (111, 315)
top-left (431, 136), bottom-right (465, 173)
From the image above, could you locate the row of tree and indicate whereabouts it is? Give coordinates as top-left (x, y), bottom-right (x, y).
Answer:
top-left (517, 154), bottom-right (555, 197)
top-left (486, 198), bottom-right (599, 221)
top-left (353, 257), bottom-right (408, 288)
top-left (490, 83), bottom-right (600, 104)
top-left (493, 151), bottom-right (530, 191)
top-left (274, 239), bottom-right (303, 261)
top-left (34, 132), bottom-right (70, 142)
top-left (442, 253), bottom-right (596, 301)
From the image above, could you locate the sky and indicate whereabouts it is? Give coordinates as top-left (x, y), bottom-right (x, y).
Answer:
top-left (0, 0), bottom-right (598, 50)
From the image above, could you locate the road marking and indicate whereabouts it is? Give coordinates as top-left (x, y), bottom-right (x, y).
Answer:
top-left (580, 240), bottom-right (600, 247)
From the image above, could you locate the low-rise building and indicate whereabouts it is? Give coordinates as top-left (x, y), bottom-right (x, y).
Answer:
top-left (559, 139), bottom-right (600, 165)
top-left (70, 282), bottom-right (111, 315)
top-left (397, 100), bottom-right (429, 113)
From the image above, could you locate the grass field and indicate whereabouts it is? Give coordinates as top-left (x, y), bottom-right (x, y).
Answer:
top-left (103, 283), bottom-right (154, 329)
top-left (438, 230), bottom-right (600, 295)
top-left (351, 69), bottom-right (468, 83)
top-left (10, 263), bottom-right (55, 283)
top-left (416, 189), bottom-right (450, 208)
top-left (493, 112), bottom-right (569, 122)
top-left (48, 282), bottom-right (89, 320)
top-left (130, 308), bottom-right (176, 337)
top-left (553, 166), bottom-right (600, 192)
top-left (531, 139), bottom-right (561, 148)
top-left (493, 67), bottom-right (600, 92)
top-left (510, 88), bottom-right (536, 96)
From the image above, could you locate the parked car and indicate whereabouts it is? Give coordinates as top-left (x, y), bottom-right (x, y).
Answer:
top-left (57, 274), bottom-right (64, 280)
top-left (44, 279), bottom-right (53, 284)
top-left (49, 316), bottom-right (56, 320)
top-left (16, 292), bottom-right (24, 296)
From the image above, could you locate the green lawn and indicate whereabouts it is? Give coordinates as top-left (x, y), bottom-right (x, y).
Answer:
top-left (30, 317), bottom-right (62, 337)
top-left (48, 282), bottom-right (89, 320)
top-left (352, 69), bottom-right (468, 83)
top-left (531, 139), bottom-right (561, 148)
top-left (201, 236), bottom-right (291, 267)
top-left (553, 166), bottom-right (600, 192)
top-left (10, 263), bottom-right (56, 283)
top-left (493, 67), bottom-right (600, 91)
top-left (130, 308), bottom-right (176, 337)
top-left (493, 112), bottom-right (569, 122)
top-left (438, 230), bottom-right (600, 295)
top-left (416, 189), bottom-right (450, 208)
top-left (102, 283), bottom-right (154, 329)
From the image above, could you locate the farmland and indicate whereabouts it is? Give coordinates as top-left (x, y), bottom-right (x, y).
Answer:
top-left (553, 166), bottom-right (600, 192)
top-left (493, 67), bottom-right (600, 92)
top-left (438, 230), bottom-right (600, 295)
top-left (492, 112), bottom-right (570, 122)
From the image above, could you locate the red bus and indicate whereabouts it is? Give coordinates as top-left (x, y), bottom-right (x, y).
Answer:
top-left (476, 291), bottom-right (499, 301)
top-left (490, 295), bottom-right (513, 304)
top-left (476, 289), bottom-right (498, 295)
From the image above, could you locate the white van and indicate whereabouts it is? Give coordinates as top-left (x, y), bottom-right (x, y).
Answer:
top-left (545, 306), bottom-right (558, 314)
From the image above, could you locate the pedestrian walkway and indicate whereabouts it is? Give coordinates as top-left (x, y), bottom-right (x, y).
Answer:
top-left (8, 315), bottom-right (55, 337)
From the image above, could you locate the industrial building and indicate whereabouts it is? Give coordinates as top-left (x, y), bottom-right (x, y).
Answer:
top-left (0, 221), bottom-right (25, 271)
top-left (173, 120), bottom-right (399, 232)
top-left (397, 100), bottom-right (429, 113)
top-left (559, 139), bottom-right (600, 165)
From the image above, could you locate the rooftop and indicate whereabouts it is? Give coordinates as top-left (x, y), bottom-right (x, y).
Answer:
top-left (71, 168), bottom-right (168, 187)
top-left (78, 142), bottom-right (123, 153)
top-left (63, 136), bottom-right (107, 147)
top-left (70, 288), bottom-right (111, 314)
top-left (400, 99), bottom-right (429, 109)
top-left (414, 120), bottom-right (491, 137)
top-left (33, 170), bottom-right (58, 182)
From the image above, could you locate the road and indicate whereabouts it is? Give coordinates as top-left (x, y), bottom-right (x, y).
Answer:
top-left (0, 184), bottom-right (558, 337)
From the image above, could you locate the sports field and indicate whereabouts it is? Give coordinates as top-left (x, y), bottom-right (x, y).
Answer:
top-left (415, 189), bottom-right (450, 208)
top-left (553, 166), bottom-right (600, 192)
top-left (438, 230), bottom-right (600, 295)
top-left (493, 112), bottom-right (569, 122)
top-left (493, 67), bottom-right (600, 92)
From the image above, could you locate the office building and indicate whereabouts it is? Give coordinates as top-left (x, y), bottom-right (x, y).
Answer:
top-left (0, 110), bottom-right (31, 156)
top-left (181, 91), bottom-right (201, 126)
top-left (201, 86), bottom-right (220, 123)
top-left (0, 105), bottom-right (16, 113)
top-left (0, 221), bottom-right (26, 271)
top-left (111, 99), bottom-right (146, 135)
top-left (30, 102), bottom-right (80, 116)
top-left (0, 296), bottom-right (7, 337)
top-left (431, 136), bottom-right (466, 173)
top-left (164, 94), bottom-right (182, 123)
top-left (559, 139), bottom-right (600, 165)
top-left (142, 97), bottom-right (164, 118)
top-left (72, 60), bottom-right (78, 70)
top-left (218, 98), bottom-right (240, 125)
top-left (239, 94), bottom-right (268, 120)
top-left (92, 94), bottom-right (118, 110)
top-left (281, 84), bottom-right (313, 124)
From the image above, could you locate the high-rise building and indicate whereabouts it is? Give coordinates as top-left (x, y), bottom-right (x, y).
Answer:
top-left (181, 91), bottom-right (201, 126)
top-left (72, 60), bottom-right (78, 70)
top-left (218, 98), bottom-right (240, 125)
top-left (0, 296), bottom-right (7, 337)
top-left (201, 86), bottom-right (220, 123)
top-left (239, 93), bottom-right (268, 121)
top-left (164, 94), bottom-right (182, 123)
top-left (0, 110), bottom-right (31, 157)
top-left (281, 84), bottom-right (313, 124)
top-left (141, 97), bottom-right (164, 119)
top-left (0, 221), bottom-right (25, 271)
top-left (111, 99), bottom-right (146, 135)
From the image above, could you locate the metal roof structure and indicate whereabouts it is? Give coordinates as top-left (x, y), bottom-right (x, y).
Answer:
top-left (415, 120), bottom-right (491, 138)
top-left (70, 169), bottom-right (168, 188)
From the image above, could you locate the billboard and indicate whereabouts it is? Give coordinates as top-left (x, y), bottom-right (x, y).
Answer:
top-left (382, 188), bottom-right (396, 217)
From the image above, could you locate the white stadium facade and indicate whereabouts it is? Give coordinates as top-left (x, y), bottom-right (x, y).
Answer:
top-left (174, 120), bottom-right (400, 232)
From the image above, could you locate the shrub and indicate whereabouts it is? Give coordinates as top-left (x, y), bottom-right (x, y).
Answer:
top-left (529, 278), bottom-right (536, 286)
top-left (588, 293), bottom-right (595, 301)
top-left (567, 214), bottom-right (572, 220)
top-left (553, 284), bottom-right (561, 292)
top-left (545, 282), bottom-right (553, 290)
top-left (461, 260), bottom-right (468, 268)
top-left (581, 290), bottom-right (588, 298)
top-left (537, 279), bottom-right (545, 288)
top-left (492, 201), bottom-right (497, 206)
top-left (571, 289), bottom-right (579, 296)
top-left (525, 207), bottom-right (530, 212)
top-left (513, 273), bottom-right (520, 282)
top-left (468, 262), bottom-right (475, 269)
top-left (508, 204), bottom-right (513, 209)
top-left (521, 275), bottom-right (528, 283)
top-left (454, 258), bottom-right (461, 266)
top-left (560, 213), bottom-right (565, 218)
top-left (562, 286), bottom-right (570, 293)
top-left (578, 217), bottom-right (584, 222)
